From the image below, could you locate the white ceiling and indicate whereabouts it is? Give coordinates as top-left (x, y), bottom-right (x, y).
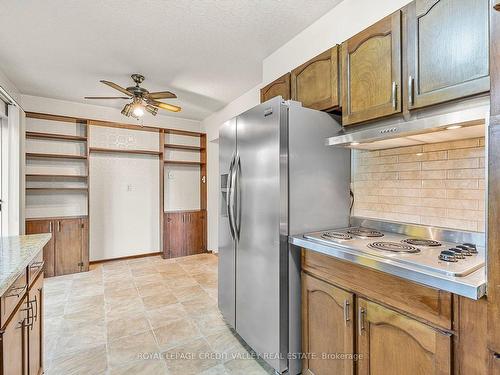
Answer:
top-left (0, 0), bottom-right (342, 120)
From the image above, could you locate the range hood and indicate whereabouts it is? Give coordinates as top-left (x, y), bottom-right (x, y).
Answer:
top-left (327, 96), bottom-right (489, 150)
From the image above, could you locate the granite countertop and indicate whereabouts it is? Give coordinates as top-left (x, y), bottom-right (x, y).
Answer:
top-left (0, 233), bottom-right (51, 296)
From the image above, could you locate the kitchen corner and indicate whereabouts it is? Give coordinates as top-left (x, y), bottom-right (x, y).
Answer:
top-left (0, 233), bottom-right (50, 375)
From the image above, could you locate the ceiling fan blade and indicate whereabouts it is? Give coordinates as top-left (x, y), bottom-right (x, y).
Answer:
top-left (147, 91), bottom-right (177, 99)
top-left (100, 80), bottom-right (133, 96)
top-left (147, 99), bottom-right (181, 112)
top-left (84, 96), bottom-right (130, 99)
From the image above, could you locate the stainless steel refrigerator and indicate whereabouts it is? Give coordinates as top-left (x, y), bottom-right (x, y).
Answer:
top-left (218, 97), bottom-right (350, 374)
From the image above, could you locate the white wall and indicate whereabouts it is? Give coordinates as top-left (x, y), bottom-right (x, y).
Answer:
top-left (0, 68), bottom-right (24, 235)
top-left (202, 0), bottom-right (413, 252)
top-left (202, 85), bottom-right (260, 250)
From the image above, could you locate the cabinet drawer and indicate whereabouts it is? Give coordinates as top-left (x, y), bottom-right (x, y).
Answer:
top-left (1, 271), bottom-right (28, 328)
top-left (28, 250), bottom-right (44, 287)
top-left (302, 249), bottom-right (452, 329)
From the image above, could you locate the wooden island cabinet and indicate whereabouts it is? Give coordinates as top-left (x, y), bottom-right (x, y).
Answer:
top-left (301, 249), bottom-right (487, 375)
top-left (0, 250), bottom-right (45, 375)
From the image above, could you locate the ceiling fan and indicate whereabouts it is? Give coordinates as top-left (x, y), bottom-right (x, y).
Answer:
top-left (84, 74), bottom-right (181, 118)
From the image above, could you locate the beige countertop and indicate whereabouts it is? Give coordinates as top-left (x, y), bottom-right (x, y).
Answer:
top-left (0, 233), bottom-right (51, 296)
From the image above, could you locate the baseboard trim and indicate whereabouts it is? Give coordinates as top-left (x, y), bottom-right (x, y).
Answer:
top-left (89, 251), bottom-right (162, 265)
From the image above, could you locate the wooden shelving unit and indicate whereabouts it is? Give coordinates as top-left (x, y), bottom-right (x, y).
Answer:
top-left (162, 130), bottom-right (207, 259)
top-left (26, 152), bottom-right (88, 160)
top-left (89, 147), bottom-right (161, 156)
top-left (163, 160), bottom-right (206, 166)
top-left (26, 131), bottom-right (87, 142)
top-left (26, 187), bottom-right (88, 192)
top-left (26, 174), bottom-right (88, 179)
top-left (25, 113), bottom-right (89, 215)
top-left (164, 143), bottom-right (205, 151)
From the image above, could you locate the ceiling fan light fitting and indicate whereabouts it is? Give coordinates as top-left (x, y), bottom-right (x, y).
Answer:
top-left (145, 105), bottom-right (159, 116)
top-left (121, 103), bottom-right (133, 117)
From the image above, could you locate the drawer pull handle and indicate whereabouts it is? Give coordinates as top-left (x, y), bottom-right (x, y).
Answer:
top-left (6, 284), bottom-right (27, 298)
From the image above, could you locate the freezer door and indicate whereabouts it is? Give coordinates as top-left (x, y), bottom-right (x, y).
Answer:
top-left (235, 97), bottom-right (288, 373)
top-left (218, 117), bottom-right (237, 328)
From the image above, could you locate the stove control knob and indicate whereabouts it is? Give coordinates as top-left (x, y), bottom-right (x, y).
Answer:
top-left (439, 250), bottom-right (458, 262)
top-left (462, 243), bottom-right (478, 254)
top-left (449, 248), bottom-right (466, 259)
top-left (456, 245), bottom-right (472, 256)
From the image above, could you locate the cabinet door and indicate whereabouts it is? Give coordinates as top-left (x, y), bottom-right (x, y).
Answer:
top-left (260, 73), bottom-right (291, 103)
top-left (26, 219), bottom-right (55, 278)
top-left (165, 212), bottom-right (186, 258)
top-left (357, 298), bottom-right (451, 375)
top-left (80, 218), bottom-right (89, 272)
top-left (55, 218), bottom-right (82, 276)
top-left (406, 0), bottom-right (489, 110)
top-left (291, 46), bottom-right (340, 111)
top-left (1, 297), bottom-right (27, 375)
top-left (302, 273), bottom-right (354, 375)
top-left (185, 211), bottom-right (206, 256)
top-left (342, 12), bottom-right (402, 125)
top-left (28, 274), bottom-right (43, 375)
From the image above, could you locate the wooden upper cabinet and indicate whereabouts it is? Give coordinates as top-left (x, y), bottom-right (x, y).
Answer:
top-left (406, 0), bottom-right (490, 110)
top-left (357, 298), bottom-right (451, 375)
top-left (291, 46), bottom-right (340, 111)
top-left (342, 12), bottom-right (402, 126)
top-left (260, 73), bottom-right (291, 103)
top-left (302, 273), bottom-right (354, 375)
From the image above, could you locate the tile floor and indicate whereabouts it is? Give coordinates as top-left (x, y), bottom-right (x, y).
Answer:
top-left (43, 253), bottom-right (274, 375)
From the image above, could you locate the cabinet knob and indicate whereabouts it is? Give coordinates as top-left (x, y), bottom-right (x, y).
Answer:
top-left (494, 1), bottom-right (500, 11)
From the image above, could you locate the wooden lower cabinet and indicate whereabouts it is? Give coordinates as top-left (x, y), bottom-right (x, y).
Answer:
top-left (357, 298), bottom-right (451, 375)
top-left (163, 210), bottom-right (206, 258)
top-left (302, 273), bottom-right (354, 375)
top-left (26, 217), bottom-right (89, 277)
top-left (26, 220), bottom-right (55, 278)
top-left (28, 274), bottom-right (43, 375)
top-left (1, 297), bottom-right (28, 375)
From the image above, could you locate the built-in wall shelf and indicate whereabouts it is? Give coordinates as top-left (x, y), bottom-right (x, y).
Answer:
top-left (89, 147), bottom-right (161, 156)
top-left (26, 131), bottom-right (88, 142)
top-left (163, 160), bottom-right (206, 166)
top-left (26, 187), bottom-right (89, 192)
top-left (26, 174), bottom-right (88, 179)
top-left (26, 152), bottom-right (88, 160)
top-left (164, 143), bottom-right (204, 151)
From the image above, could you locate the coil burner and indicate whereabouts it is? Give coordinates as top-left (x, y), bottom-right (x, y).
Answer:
top-left (321, 232), bottom-right (353, 241)
top-left (402, 238), bottom-right (441, 247)
top-left (347, 227), bottom-right (384, 238)
top-left (368, 241), bottom-right (420, 253)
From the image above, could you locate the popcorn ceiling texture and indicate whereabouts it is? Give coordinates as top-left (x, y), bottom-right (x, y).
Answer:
top-left (351, 138), bottom-right (485, 232)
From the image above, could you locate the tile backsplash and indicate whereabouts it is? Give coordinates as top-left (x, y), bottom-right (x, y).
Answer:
top-left (351, 138), bottom-right (485, 232)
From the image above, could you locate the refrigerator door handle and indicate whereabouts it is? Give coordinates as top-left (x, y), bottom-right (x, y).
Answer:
top-left (227, 154), bottom-right (236, 240)
top-left (234, 154), bottom-right (241, 240)
top-left (229, 153), bottom-right (238, 241)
